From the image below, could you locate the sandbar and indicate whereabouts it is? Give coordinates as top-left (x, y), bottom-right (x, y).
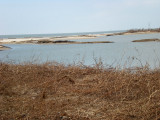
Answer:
top-left (0, 45), bottom-right (11, 51)
top-left (132, 39), bottom-right (160, 42)
top-left (37, 40), bottom-right (114, 44)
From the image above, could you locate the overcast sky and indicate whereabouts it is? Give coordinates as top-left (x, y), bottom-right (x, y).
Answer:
top-left (0, 0), bottom-right (160, 35)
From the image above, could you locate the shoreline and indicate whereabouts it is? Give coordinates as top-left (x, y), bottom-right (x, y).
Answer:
top-left (0, 45), bottom-right (11, 51)
top-left (0, 31), bottom-right (159, 44)
top-left (132, 38), bottom-right (160, 42)
top-left (0, 35), bottom-right (98, 44)
top-left (37, 40), bottom-right (114, 44)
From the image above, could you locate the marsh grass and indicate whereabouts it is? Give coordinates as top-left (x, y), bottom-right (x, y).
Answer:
top-left (0, 62), bottom-right (160, 119)
top-left (127, 28), bottom-right (160, 33)
top-left (132, 39), bottom-right (160, 42)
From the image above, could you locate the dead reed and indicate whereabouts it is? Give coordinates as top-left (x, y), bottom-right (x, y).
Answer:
top-left (0, 62), bottom-right (160, 120)
top-left (127, 28), bottom-right (160, 33)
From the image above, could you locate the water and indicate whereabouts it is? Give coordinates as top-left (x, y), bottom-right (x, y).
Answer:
top-left (1, 33), bottom-right (160, 69)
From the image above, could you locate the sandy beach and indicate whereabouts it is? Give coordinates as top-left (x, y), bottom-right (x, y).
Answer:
top-left (0, 35), bottom-right (98, 44)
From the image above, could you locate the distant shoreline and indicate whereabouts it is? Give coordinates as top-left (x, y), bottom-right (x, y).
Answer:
top-left (0, 28), bottom-right (160, 45)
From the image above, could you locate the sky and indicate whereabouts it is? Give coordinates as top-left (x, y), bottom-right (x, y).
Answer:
top-left (0, 0), bottom-right (160, 35)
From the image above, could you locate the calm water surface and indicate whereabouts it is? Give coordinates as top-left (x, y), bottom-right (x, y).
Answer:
top-left (1, 33), bottom-right (160, 69)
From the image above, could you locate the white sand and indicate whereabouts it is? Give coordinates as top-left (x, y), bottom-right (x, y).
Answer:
top-left (0, 35), bottom-right (97, 43)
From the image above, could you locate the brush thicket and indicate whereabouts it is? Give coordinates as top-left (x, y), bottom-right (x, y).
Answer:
top-left (0, 62), bottom-right (160, 120)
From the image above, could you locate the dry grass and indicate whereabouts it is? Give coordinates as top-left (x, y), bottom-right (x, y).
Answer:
top-left (0, 62), bottom-right (160, 120)
top-left (127, 28), bottom-right (160, 33)
top-left (37, 40), bottom-right (113, 44)
top-left (132, 39), bottom-right (160, 42)
top-left (106, 28), bottom-right (160, 37)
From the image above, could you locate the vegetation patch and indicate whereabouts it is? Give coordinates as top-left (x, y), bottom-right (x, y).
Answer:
top-left (37, 40), bottom-right (113, 44)
top-left (106, 28), bottom-right (160, 37)
top-left (132, 39), bottom-right (160, 42)
top-left (37, 40), bottom-right (75, 44)
top-left (127, 28), bottom-right (160, 33)
top-left (0, 62), bottom-right (160, 119)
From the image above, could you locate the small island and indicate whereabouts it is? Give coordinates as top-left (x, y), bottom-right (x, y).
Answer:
top-left (0, 45), bottom-right (10, 51)
top-left (132, 39), bottom-right (160, 42)
top-left (37, 40), bottom-right (114, 44)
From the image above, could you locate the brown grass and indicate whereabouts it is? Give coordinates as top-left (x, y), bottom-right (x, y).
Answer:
top-left (37, 40), bottom-right (113, 44)
top-left (132, 39), bottom-right (160, 42)
top-left (0, 62), bottom-right (160, 120)
top-left (127, 28), bottom-right (160, 33)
